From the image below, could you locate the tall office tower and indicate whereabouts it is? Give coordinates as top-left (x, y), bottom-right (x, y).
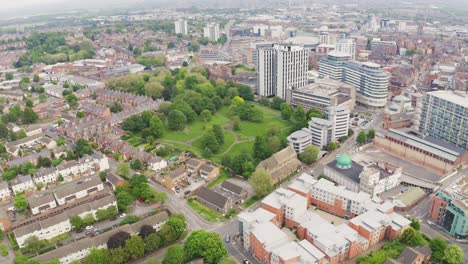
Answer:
top-left (367, 15), bottom-right (379, 32)
top-left (418, 91), bottom-right (468, 149)
top-left (256, 44), bottom-right (308, 99)
top-left (174, 19), bottom-right (188, 35)
top-left (204, 23), bottom-right (220, 42)
top-left (318, 51), bottom-right (351, 80)
top-left (335, 38), bottom-right (356, 59)
top-left (319, 53), bottom-right (389, 108)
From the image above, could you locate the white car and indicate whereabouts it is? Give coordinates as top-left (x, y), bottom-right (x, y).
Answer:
top-left (85, 225), bottom-right (93, 230)
top-left (120, 213), bottom-right (127, 218)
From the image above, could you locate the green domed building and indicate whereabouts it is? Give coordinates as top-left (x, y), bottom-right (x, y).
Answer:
top-left (336, 154), bottom-right (352, 169)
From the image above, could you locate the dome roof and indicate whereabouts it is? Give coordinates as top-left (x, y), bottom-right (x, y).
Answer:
top-left (337, 154), bottom-right (352, 168)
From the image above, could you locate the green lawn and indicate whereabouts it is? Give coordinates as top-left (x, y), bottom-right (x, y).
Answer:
top-left (243, 195), bottom-right (261, 208)
top-left (164, 114), bottom-right (229, 142)
top-left (187, 199), bottom-right (223, 222)
top-left (146, 104), bottom-right (292, 165)
top-left (207, 172), bottom-right (231, 188)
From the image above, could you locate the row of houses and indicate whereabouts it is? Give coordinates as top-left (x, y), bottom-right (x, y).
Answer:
top-left (161, 158), bottom-right (221, 191)
top-left (14, 194), bottom-right (117, 248)
top-left (34, 211), bottom-right (169, 264)
top-left (5, 133), bottom-right (56, 157)
top-left (238, 173), bottom-right (411, 264)
top-left (58, 99), bottom-right (163, 140)
top-left (27, 174), bottom-right (105, 215)
top-left (0, 153), bottom-right (109, 201)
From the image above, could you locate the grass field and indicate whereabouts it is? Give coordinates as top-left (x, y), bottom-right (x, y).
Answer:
top-left (148, 103), bottom-right (292, 164)
top-left (187, 199), bottom-right (223, 222)
top-left (207, 171), bottom-right (231, 188)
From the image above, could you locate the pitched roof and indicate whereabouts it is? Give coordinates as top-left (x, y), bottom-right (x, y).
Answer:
top-left (195, 187), bottom-right (229, 210)
top-left (220, 181), bottom-right (244, 195)
top-left (54, 175), bottom-right (101, 199)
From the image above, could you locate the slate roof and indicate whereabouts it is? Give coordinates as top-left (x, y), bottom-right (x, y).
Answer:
top-left (195, 187), bottom-right (229, 210)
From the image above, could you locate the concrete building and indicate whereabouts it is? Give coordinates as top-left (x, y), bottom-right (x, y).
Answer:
top-left (374, 129), bottom-right (468, 175)
top-left (429, 176), bottom-right (467, 239)
top-left (28, 193), bottom-right (57, 215)
top-left (256, 44), bottom-right (308, 99)
top-left (319, 53), bottom-right (389, 108)
top-left (53, 175), bottom-right (104, 205)
top-left (418, 90), bottom-right (468, 149)
top-left (287, 78), bottom-right (356, 112)
top-left (174, 19), bottom-right (188, 35)
top-left (271, 240), bottom-right (326, 264)
top-left (326, 105), bottom-right (350, 140)
top-left (308, 118), bottom-right (333, 148)
top-left (204, 23), bottom-right (220, 42)
top-left (261, 188), bottom-right (308, 226)
top-left (0, 181), bottom-right (12, 201)
top-left (287, 128), bottom-right (313, 154)
top-left (324, 154), bottom-right (402, 196)
top-left (11, 175), bottom-right (36, 195)
top-left (370, 40), bottom-right (398, 58)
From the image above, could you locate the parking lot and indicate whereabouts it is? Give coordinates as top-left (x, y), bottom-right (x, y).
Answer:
top-left (173, 172), bottom-right (206, 198)
top-left (350, 112), bottom-right (373, 129)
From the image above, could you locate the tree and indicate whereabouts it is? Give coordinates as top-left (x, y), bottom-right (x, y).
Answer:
top-left (292, 105), bottom-right (307, 129)
top-left (325, 141), bottom-right (337, 151)
top-left (39, 93), bottom-right (47, 103)
top-left (149, 116), bottom-right (164, 138)
top-left (5, 72), bottom-right (13, 80)
top-left (117, 163), bottom-right (130, 178)
top-left (24, 236), bottom-right (44, 253)
top-left (124, 235), bottom-right (145, 260)
top-left (70, 215), bottom-right (85, 230)
top-left (166, 215), bottom-right (187, 239)
top-left (429, 237), bottom-right (447, 262)
top-left (13, 195), bottom-right (28, 211)
top-left (33, 74), bottom-right (40, 82)
top-left (65, 94), bottom-right (79, 108)
top-left (77, 111), bottom-right (85, 118)
top-left (163, 245), bottom-right (185, 264)
top-left (184, 230), bottom-right (227, 264)
top-left (116, 187), bottom-right (134, 211)
top-left (131, 159), bottom-right (143, 170)
top-left (22, 107), bottom-right (38, 124)
top-left (199, 109), bottom-right (212, 122)
top-left (75, 138), bottom-right (93, 157)
top-left (139, 225), bottom-right (156, 239)
top-left (200, 132), bottom-right (220, 156)
top-left (367, 129), bottom-right (375, 140)
top-left (107, 231), bottom-right (131, 249)
top-left (212, 124), bottom-right (224, 144)
top-left (218, 256), bottom-right (238, 264)
top-left (96, 206), bottom-right (118, 221)
top-left (232, 116), bottom-right (241, 131)
top-left (400, 227), bottom-right (416, 245)
top-left (249, 169), bottom-right (273, 198)
top-left (25, 98), bottom-right (33, 107)
top-left (253, 136), bottom-right (271, 160)
top-left (82, 248), bottom-right (107, 264)
top-left (408, 217), bottom-right (420, 230)
top-left (444, 244), bottom-right (464, 264)
top-left (168, 110), bottom-right (187, 131)
top-left (144, 233), bottom-right (161, 253)
top-left (299, 145), bottom-right (320, 165)
top-left (357, 131), bottom-right (367, 145)
top-left (280, 103), bottom-right (293, 120)
top-left (108, 247), bottom-right (127, 264)
top-left (18, 130), bottom-right (27, 139)
top-left (109, 103), bottom-right (123, 113)
top-left (120, 215), bottom-right (140, 226)
top-left (270, 96), bottom-right (283, 110)
top-left (154, 192), bottom-right (168, 204)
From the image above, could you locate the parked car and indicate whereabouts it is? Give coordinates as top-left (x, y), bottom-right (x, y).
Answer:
top-left (120, 213), bottom-right (127, 218)
top-left (243, 260), bottom-right (250, 264)
top-left (225, 235), bottom-right (230, 242)
top-left (85, 225), bottom-right (93, 230)
top-left (110, 216), bottom-right (118, 221)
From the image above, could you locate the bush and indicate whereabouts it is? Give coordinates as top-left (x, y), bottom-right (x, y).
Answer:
top-left (0, 244), bottom-right (8, 256)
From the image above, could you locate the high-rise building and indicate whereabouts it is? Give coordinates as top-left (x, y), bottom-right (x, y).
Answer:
top-left (418, 90), bottom-right (468, 149)
top-left (429, 176), bottom-right (468, 239)
top-left (256, 44), bottom-right (308, 99)
top-left (326, 105), bottom-right (350, 140)
top-left (335, 38), bottom-right (356, 59)
top-left (319, 32), bottom-right (337, 45)
top-left (174, 19), bottom-right (188, 35)
top-left (204, 23), bottom-right (220, 42)
top-left (319, 53), bottom-right (389, 108)
top-left (317, 51), bottom-right (351, 80)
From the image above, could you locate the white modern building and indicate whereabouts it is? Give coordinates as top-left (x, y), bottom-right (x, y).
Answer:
top-left (319, 32), bottom-right (337, 45)
top-left (174, 19), bottom-right (188, 35)
top-left (319, 53), bottom-right (389, 108)
top-left (204, 23), bottom-right (220, 42)
top-left (287, 128), bottom-right (313, 154)
top-left (256, 44), bottom-right (308, 99)
top-left (326, 105), bottom-right (350, 140)
top-left (308, 118), bottom-right (333, 148)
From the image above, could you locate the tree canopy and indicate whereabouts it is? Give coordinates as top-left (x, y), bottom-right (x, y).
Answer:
top-left (184, 230), bottom-right (227, 264)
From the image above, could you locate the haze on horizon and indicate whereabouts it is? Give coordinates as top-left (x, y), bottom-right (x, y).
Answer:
top-left (1, 0), bottom-right (467, 21)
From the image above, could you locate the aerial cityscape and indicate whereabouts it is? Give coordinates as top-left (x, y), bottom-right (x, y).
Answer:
top-left (0, 0), bottom-right (466, 263)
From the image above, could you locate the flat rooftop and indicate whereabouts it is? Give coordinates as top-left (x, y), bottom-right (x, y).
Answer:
top-left (428, 90), bottom-right (468, 108)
